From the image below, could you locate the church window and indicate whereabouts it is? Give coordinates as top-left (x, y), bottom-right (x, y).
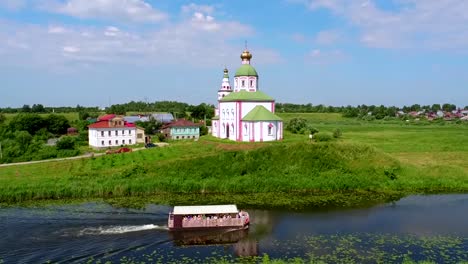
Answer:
top-left (242, 80), bottom-right (245, 87)
top-left (115, 140), bottom-right (118, 145)
top-left (129, 139), bottom-right (132, 144)
top-left (108, 131), bottom-right (111, 136)
top-left (244, 124), bottom-right (248, 136)
top-left (122, 139), bottom-right (125, 144)
top-left (250, 80), bottom-right (253, 87)
top-left (268, 124), bottom-right (275, 135)
top-left (115, 131), bottom-right (118, 136)
top-left (109, 140), bottom-right (112, 145)
top-left (101, 131), bottom-right (104, 137)
top-left (129, 130), bottom-right (132, 135)
top-left (101, 140), bottom-right (104, 146)
top-left (122, 130), bottom-right (124, 135)
top-left (222, 94), bottom-right (225, 97)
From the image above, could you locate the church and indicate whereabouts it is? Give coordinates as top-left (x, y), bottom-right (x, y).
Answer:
top-left (211, 49), bottom-right (283, 142)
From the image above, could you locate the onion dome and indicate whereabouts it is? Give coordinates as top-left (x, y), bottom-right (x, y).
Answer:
top-left (234, 64), bottom-right (258, 77)
top-left (223, 67), bottom-right (229, 78)
top-left (240, 49), bottom-right (252, 61)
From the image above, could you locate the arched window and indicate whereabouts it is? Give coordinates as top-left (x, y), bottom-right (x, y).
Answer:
top-left (241, 80), bottom-right (245, 87)
top-left (250, 80), bottom-right (253, 87)
top-left (268, 124), bottom-right (275, 135)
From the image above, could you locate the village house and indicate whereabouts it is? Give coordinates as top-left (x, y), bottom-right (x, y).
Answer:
top-left (88, 114), bottom-right (145, 148)
top-left (161, 119), bottom-right (200, 140)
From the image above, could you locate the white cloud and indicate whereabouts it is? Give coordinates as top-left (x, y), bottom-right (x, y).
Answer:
top-left (48, 26), bottom-right (67, 34)
top-left (41, 0), bottom-right (168, 23)
top-left (300, 0), bottom-right (468, 50)
top-left (63, 46), bottom-right (80, 53)
top-left (0, 14), bottom-right (271, 71)
top-left (182, 3), bottom-right (215, 15)
top-left (104, 26), bottom-right (120, 37)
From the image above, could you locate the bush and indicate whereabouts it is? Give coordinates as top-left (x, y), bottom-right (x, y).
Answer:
top-left (156, 133), bottom-right (166, 142)
top-left (333, 128), bottom-right (342, 138)
top-left (314, 133), bottom-right (333, 142)
top-left (286, 118), bottom-right (308, 134)
top-left (200, 126), bottom-right (208, 136)
top-left (56, 136), bottom-right (76, 150)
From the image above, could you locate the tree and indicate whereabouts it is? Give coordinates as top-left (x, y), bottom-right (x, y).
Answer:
top-left (8, 113), bottom-right (46, 135)
top-left (136, 116), bottom-right (162, 135)
top-left (442, 103), bottom-right (456, 112)
top-left (22, 104), bottom-right (31, 113)
top-left (431, 104), bottom-right (441, 112)
top-left (190, 103), bottom-right (215, 120)
top-left (31, 104), bottom-right (45, 113)
top-left (286, 118), bottom-right (308, 134)
top-left (56, 136), bottom-right (76, 150)
top-left (45, 114), bottom-right (70, 135)
top-left (15, 131), bottom-right (33, 153)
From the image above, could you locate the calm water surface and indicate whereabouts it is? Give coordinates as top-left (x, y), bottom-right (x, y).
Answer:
top-left (1, 194), bottom-right (468, 263)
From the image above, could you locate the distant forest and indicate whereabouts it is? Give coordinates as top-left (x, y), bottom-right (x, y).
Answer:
top-left (0, 101), bottom-right (467, 120)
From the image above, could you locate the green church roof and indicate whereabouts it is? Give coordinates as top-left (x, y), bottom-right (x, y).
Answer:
top-left (220, 90), bottom-right (274, 102)
top-left (234, 64), bottom-right (258, 77)
top-left (242, 105), bottom-right (282, 121)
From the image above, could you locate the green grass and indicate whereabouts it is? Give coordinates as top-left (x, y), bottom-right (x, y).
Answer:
top-left (1, 113), bottom-right (467, 208)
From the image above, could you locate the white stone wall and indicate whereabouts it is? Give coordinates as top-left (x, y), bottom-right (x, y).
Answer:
top-left (241, 121), bottom-right (283, 142)
top-left (234, 76), bottom-right (257, 92)
top-left (89, 127), bottom-right (137, 148)
top-left (217, 101), bottom-right (237, 140)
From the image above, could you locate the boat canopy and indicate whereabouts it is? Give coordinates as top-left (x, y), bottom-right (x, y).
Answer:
top-left (172, 205), bottom-right (239, 215)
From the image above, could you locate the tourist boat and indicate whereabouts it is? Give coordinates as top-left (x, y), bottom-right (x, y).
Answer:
top-left (168, 204), bottom-right (249, 231)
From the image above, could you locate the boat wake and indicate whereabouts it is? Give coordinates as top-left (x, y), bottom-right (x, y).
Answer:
top-left (79, 224), bottom-right (168, 235)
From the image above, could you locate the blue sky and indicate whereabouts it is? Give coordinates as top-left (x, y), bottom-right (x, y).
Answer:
top-left (1, 0), bottom-right (467, 108)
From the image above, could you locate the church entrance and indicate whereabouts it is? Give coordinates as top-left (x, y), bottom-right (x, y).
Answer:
top-left (226, 124), bottom-right (230, 138)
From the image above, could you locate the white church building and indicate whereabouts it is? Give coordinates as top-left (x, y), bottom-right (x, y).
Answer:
top-left (212, 49), bottom-right (283, 142)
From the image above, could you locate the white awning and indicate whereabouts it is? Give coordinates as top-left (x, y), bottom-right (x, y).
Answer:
top-left (172, 205), bottom-right (239, 215)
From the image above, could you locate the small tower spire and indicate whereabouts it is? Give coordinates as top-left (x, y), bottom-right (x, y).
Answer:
top-left (218, 67), bottom-right (232, 100)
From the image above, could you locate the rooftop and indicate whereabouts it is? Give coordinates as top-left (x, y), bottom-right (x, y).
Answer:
top-left (172, 205), bottom-right (239, 215)
top-left (242, 105), bottom-right (282, 121)
top-left (220, 90), bottom-right (274, 102)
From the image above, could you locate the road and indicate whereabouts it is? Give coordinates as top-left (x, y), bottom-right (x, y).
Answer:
top-left (0, 143), bottom-right (169, 167)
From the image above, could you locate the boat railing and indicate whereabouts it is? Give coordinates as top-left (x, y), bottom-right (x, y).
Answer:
top-left (182, 217), bottom-right (246, 228)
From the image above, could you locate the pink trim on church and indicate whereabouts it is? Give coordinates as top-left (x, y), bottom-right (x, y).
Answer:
top-left (260, 122), bottom-right (263, 142)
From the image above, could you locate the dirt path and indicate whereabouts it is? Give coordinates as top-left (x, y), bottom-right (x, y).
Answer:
top-left (0, 143), bottom-right (169, 167)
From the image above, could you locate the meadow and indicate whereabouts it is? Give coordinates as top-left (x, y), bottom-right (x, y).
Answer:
top-left (0, 113), bottom-right (467, 208)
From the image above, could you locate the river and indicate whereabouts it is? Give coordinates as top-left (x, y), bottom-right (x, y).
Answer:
top-left (1, 194), bottom-right (468, 263)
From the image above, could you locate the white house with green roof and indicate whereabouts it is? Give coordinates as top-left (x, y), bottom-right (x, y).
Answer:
top-left (212, 49), bottom-right (283, 142)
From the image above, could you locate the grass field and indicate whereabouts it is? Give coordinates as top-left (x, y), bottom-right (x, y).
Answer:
top-left (1, 113), bottom-right (467, 208)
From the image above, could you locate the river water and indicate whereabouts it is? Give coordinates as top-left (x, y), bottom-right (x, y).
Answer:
top-left (1, 194), bottom-right (468, 263)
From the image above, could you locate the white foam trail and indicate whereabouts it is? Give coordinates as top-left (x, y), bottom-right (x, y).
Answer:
top-left (79, 224), bottom-right (168, 235)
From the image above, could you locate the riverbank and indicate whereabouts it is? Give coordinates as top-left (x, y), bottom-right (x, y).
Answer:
top-left (1, 119), bottom-right (467, 208)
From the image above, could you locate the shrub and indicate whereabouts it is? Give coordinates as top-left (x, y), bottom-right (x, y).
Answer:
top-left (333, 128), bottom-right (342, 138)
top-left (156, 133), bottom-right (166, 142)
top-left (200, 126), bottom-right (208, 136)
top-left (56, 136), bottom-right (76, 150)
top-left (314, 133), bottom-right (333, 142)
top-left (286, 118), bottom-right (308, 134)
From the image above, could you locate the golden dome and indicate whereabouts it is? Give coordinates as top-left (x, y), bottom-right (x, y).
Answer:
top-left (240, 49), bottom-right (252, 60)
